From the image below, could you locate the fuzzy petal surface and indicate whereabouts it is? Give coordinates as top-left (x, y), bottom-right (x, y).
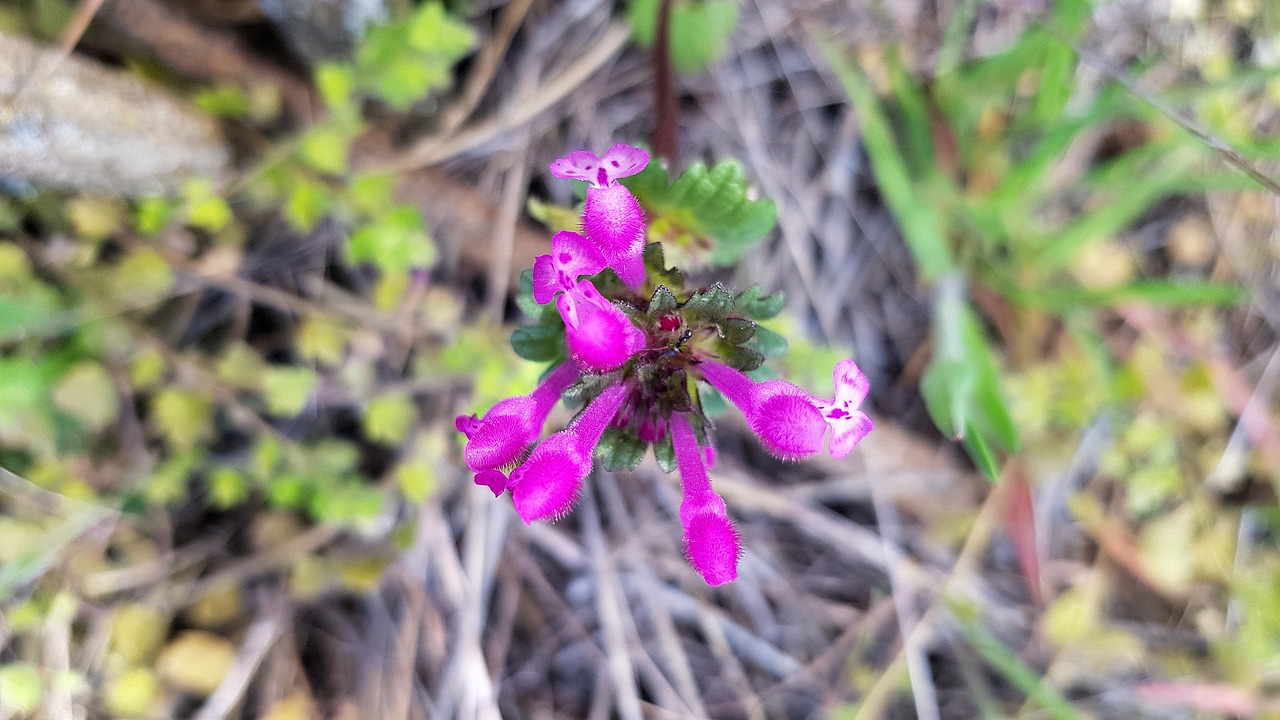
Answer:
top-left (548, 150), bottom-right (602, 184)
top-left (558, 281), bottom-right (643, 372)
top-left (462, 395), bottom-right (539, 472)
top-left (749, 381), bottom-right (827, 460)
top-left (532, 231), bottom-right (606, 304)
top-left (583, 184), bottom-right (646, 289)
top-left (509, 434), bottom-right (590, 523)
top-left (683, 512), bottom-right (741, 586)
top-left (598, 144), bottom-right (650, 184)
top-left (811, 359), bottom-right (874, 458)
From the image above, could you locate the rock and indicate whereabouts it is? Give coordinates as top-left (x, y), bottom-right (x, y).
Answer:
top-left (0, 32), bottom-right (229, 196)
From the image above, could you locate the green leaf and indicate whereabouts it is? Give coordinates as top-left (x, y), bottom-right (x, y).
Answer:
top-left (715, 340), bottom-right (764, 372)
top-left (624, 159), bottom-right (777, 266)
top-left (182, 178), bottom-right (232, 233)
top-left (516, 269), bottom-right (543, 319)
top-left (193, 84), bottom-right (252, 118)
top-left (597, 427), bottom-right (647, 472)
top-left (682, 284), bottom-right (734, 322)
top-left (510, 325), bottom-right (565, 362)
top-left (364, 395), bottom-right (417, 444)
top-left (719, 317), bottom-right (756, 345)
top-left (52, 361), bottom-right (119, 432)
top-left (649, 285), bottom-right (679, 315)
top-left (627, 0), bottom-right (739, 73)
top-left (0, 662), bottom-right (42, 714)
top-left (397, 461), bottom-right (434, 504)
top-left (654, 433), bottom-right (677, 473)
top-left (347, 205), bottom-right (435, 274)
top-left (735, 285), bottom-right (785, 320)
top-left (920, 276), bottom-right (1018, 478)
top-left (151, 388), bottom-right (212, 450)
top-left (349, 173), bottom-right (397, 216)
top-left (134, 196), bottom-right (174, 236)
top-left (286, 179), bottom-right (329, 232)
top-left (299, 126), bottom-right (350, 175)
top-left (314, 63), bottom-right (355, 112)
top-left (698, 386), bottom-right (727, 418)
top-left (111, 247), bottom-right (173, 304)
top-left (408, 2), bottom-right (476, 58)
top-left (1010, 279), bottom-right (1246, 311)
top-left (262, 366), bottom-right (317, 417)
top-left (207, 467), bottom-right (248, 509)
top-left (748, 325), bottom-right (787, 358)
top-left (819, 39), bottom-right (953, 281)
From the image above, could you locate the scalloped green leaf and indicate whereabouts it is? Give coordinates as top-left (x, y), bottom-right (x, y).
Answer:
top-left (597, 427), bottom-right (647, 472)
top-left (735, 285), bottom-right (785, 320)
top-left (625, 160), bottom-right (777, 266)
top-left (510, 325), bottom-right (565, 362)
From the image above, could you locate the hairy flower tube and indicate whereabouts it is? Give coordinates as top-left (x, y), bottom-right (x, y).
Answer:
top-left (455, 143), bottom-right (874, 585)
top-left (455, 361), bottom-right (580, 495)
top-left (549, 144), bottom-right (649, 289)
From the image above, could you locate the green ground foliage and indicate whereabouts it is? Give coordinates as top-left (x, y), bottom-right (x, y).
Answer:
top-left (2, 0), bottom-right (1280, 718)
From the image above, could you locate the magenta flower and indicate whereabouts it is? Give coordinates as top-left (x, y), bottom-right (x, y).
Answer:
top-left (696, 360), bottom-right (828, 460)
top-left (671, 413), bottom-right (739, 585)
top-left (810, 359), bottom-right (875, 459)
top-left (549, 144), bottom-right (650, 289)
top-left (557, 279), bottom-right (644, 372)
top-left (454, 361), bottom-right (580, 495)
top-left (531, 230), bottom-right (607, 304)
top-left (458, 139), bottom-right (876, 587)
top-left (510, 382), bottom-right (627, 523)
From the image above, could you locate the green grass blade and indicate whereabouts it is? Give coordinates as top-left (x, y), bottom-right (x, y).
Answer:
top-left (818, 37), bottom-right (953, 281)
top-left (949, 599), bottom-right (1090, 720)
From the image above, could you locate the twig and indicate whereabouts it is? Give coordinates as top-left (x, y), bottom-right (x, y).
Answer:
top-left (58, 0), bottom-right (107, 55)
top-left (1064, 34), bottom-right (1280, 196)
top-left (362, 23), bottom-right (631, 173)
top-left (652, 0), bottom-right (677, 163)
top-left (580, 477), bottom-right (644, 720)
top-left (871, 486), bottom-right (941, 720)
top-left (192, 596), bottom-right (286, 720)
top-left (438, 0), bottom-right (536, 136)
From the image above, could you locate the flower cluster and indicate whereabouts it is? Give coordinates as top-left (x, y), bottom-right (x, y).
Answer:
top-left (456, 144), bottom-right (873, 585)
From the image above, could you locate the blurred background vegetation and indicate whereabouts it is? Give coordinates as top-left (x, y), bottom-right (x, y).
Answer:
top-left (1, 0), bottom-right (1279, 718)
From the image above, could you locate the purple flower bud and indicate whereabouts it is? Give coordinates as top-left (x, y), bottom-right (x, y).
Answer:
top-left (671, 413), bottom-right (739, 585)
top-left (557, 280), bottom-right (644, 372)
top-left (532, 230), bottom-right (607, 305)
top-left (510, 382), bottom-right (627, 523)
top-left (550, 144), bottom-right (651, 290)
top-left (455, 362), bottom-right (580, 476)
top-left (696, 360), bottom-right (827, 460)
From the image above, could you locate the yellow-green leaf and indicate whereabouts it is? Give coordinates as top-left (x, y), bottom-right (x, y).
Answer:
top-left (364, 394), bottom-right (416, 444)
top-left (156, 631), bottom-right (236, 696)
top-left (53, 361), bottom-right (119, 432)
top-left (151, 388), bottom-right (213, 449)
top-left (262, 366), bottom-right (317, 417)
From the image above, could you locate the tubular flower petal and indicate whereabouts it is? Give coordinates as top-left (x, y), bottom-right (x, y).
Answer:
top-left (557, 280), bottom-right (645, 372)
top-left (671, 413), bottom-right (739, 585)
top-left (532, 230), bottom-right (607, 305)
top-left (810, 359), bottom-right (874, 458)
top-left (582, 183), bottom-right (646, 289)
top-left (550, 145), bottom-right (650, 290)
top-left (510, 383), bottom-right (627, 523)
top-left (696, 360), bottom-right (827, 460)
top-left (456, 362), bottom-right (580, 476)
top-left (684, 512), bottom-right (741, 586)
